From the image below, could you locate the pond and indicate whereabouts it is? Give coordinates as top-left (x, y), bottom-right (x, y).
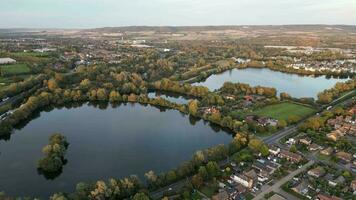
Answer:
top-left (193, 68), bottom-right (350, 98)
top-left (147, 91), bottom-right (190, 104)
top-left (0, 103), bottom-right (232, 198)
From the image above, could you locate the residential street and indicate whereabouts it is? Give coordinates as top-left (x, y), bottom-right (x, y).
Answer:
top-left (252, 160), bottom-right (315, 200)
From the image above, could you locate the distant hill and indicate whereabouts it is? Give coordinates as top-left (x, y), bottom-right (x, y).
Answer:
top-left (86, 25), bottom-right (356, 33)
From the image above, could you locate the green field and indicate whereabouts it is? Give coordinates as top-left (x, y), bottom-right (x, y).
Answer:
top-left (252, 102), bottom-right (316, 120)
top-left (12, 52), bottom-right (50, 57)
top-left (0, 64), bottom-right (31, 76)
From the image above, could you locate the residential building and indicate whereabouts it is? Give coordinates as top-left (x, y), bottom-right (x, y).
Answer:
top-left (316, 194), bottom-right (343, 200)
top-left (308, 143), bottom-right (322, 151)
top-left (212, 190), bottom-right (229, 200)
top-left (268, 145), bottom-right (280, 155)
top-left (307, 166), bottom-right (326, 178)
top-left (320, 147), bottom-right (333, 156)
top-left (292, 180), bottom-right (309, 195)
top-left (231, 174), bottom-right (253, 188)
top-left (335, 151), bottom-right (352, 163)
top-left (279, 150), bottom-right (302, 163)
top-left (351, 179), bottom-right (356, 193)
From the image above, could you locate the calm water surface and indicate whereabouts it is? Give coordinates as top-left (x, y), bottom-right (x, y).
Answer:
top-left (194, 68), bottom-right (349, 98)
top-left (0, 103), bottom-right (231, 197)
top-left (148, 91), bottom-right (190, 104)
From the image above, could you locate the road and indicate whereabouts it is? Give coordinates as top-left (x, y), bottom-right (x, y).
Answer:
top-left (0, 84), bottom-right (42, 107)
top-left (252, 160), bottom-right (315, 200)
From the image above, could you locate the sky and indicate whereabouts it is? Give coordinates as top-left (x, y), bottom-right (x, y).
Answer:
top-left (0, 0), bottom-right (355, 28)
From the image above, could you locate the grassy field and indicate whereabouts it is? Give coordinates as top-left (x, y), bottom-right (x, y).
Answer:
top-left (12, 52), bottom-right (50, 57)
top-left (0, 64), bottom-right (31, 76)
top-left (252, 102), bottom-right (316, 120)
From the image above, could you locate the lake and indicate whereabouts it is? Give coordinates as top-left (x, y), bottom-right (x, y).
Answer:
top-left (0, 103), bottom-right (232, 198)
top-left (193, 68), bottom-right (349, 98)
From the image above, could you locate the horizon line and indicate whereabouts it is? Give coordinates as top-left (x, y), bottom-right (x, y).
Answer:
top-left (1, 23), bottom-right (356, 30)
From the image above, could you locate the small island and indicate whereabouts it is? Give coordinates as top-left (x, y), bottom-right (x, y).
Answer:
top-left (37, 133), bottom-right (69, 175)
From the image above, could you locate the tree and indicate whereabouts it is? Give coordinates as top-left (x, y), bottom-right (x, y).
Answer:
top-left (191, 175), bottom-right (203, 189)
top-left (79, 79), bottom-right (91, 89)
top-left (248, 138), bottom-right (269, 156)
top-left (287, 115), bottom-right (300, 124)
top-left (96, 88), bottom-right (108, 101)
top-left (206, 161), bottom-right (219, 178)
top-left (248, 139), bottom-right (263, 152)
top-left (192, 150), bottom-right (205, 166)
top-left (277, 120), bottom-right (287, 129)
top-left (188, 100), bottom-right (199, 116)
top-left (47, 79), bottom-right (58, 91)
top-left (260, 144), bottom-right (270, 157)
top-left (109, 91), bottom-right (121, 102)
top-left (198, 166), bottom-right (208, 180)
top-left (166, 171), bottom-right (177, 183)
top-left (132, 192), bottom-right (150, 200)
top-left (145, 170), bottom-right (158, 187)
top-left (50, 193), bottom-right (68, 200)
top-left (38, 133), bottom-right (69, 173)
top-left (290, 145), bottom-right (297, 153)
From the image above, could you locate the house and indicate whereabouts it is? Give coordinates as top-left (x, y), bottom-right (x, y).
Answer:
top-left (333, 176), bottom-right (346, 186)
top-left (286, 138), bottom-right (296, 145)
top-left (231, 174), bottom-right (253, 188)
top-left (351, 163), bottom-right (356, 173)
top-left (335, 151), bottom-right (352, 163)
top-left (308, 143), bottom-right (322, 151)
top-left (307, 166), bottom-right (326, 178)
top-left (316, 194), bottom-right (343, 200)
top-left (268, 145), bottom-right (280, 155)
top-left (320, 147), bottom-right (333, 156)
top-left (212, 190), bottom-right (229, 200)
top-left (244, 95), bottom-right (254, 102)
top-left (235, 184), bottom-right (247, 194)
top-left (327, 130), bottom-right (344, 141)
top-left (204, 107), bottom-right (220, 115)
top-left (324, 174), bottom-right (345, 187)
top-left (225, 95), bottom-right (235, 100)
top-left (279, 150), bottom-right (302, 163)
top-left (349, 107), bottom-right (356, 115)
top-left (243, 169), bottom-right (258, 182)
top-left (324, 174), bottom-right (337, 187)
top-left (351, 179), bottom-right (356, 192)
top-left (253, 159), bottom-right (281, 180)
top-left (299, 138), bottom-right (312, 146)
top-left (0, 57), bottom-right (16, 65)
top-left (292, 180), bottom-right (309, 195)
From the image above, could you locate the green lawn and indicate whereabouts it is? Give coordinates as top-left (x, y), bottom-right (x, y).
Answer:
top-left (0, 64), bottom-right (31, 76)
top-left (252, 102), bottom-right (316, 120)
top-left (12, 52), bottom-right (50, 57)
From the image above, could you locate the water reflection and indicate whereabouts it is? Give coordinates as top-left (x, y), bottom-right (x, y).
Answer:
top-left (0, 103), bottom-right (232, 198)
top-left (193, 68), bottom-right (350, 98)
